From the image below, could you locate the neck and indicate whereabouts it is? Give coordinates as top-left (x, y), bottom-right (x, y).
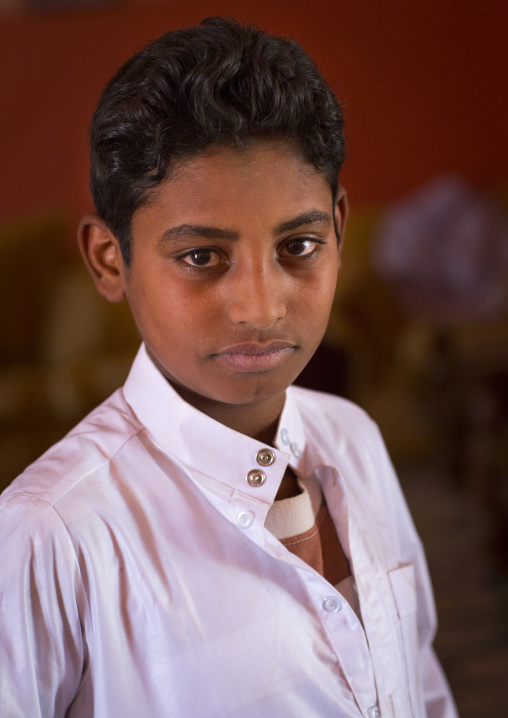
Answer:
top-left (169, 382), bottom-right (286, 445)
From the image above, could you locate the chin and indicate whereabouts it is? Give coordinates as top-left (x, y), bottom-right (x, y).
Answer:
top-left (213, 372), bottom-right (297, 406)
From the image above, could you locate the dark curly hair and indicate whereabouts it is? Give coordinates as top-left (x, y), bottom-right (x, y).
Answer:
top-left (89, 16), bottom-right (346, 264)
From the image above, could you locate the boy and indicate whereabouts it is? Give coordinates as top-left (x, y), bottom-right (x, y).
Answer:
top-left (0, 17), bottom-right (457, 718)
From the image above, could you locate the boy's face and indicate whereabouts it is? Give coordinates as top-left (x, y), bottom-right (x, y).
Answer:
top-left (83, 140), bottom-right (347, 429)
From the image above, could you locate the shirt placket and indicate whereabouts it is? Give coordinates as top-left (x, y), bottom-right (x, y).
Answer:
top-left (347, 501), bottom-right (413, 718)
top-left (317, 465), bottom-right (383, 717)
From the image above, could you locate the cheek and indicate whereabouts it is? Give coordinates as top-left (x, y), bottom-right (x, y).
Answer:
top-left (301, 268), bottom-right (338, 313)
top-left (147, 286), bottom-right (216, 358)
top-left (126, 281), bottom-right (175, 346)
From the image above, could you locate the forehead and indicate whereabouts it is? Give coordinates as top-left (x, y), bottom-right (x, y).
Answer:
top-left (133, 140), bottom-right (333, 234)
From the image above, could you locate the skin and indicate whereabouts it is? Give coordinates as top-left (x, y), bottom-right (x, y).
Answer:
top-left (78, 140), bottom-right (348, 498)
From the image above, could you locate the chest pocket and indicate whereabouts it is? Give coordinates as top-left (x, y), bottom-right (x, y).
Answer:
top-left (388, 564), bottom-right (421, 718)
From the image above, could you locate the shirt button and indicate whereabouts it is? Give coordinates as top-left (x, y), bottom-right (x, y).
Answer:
top-left (322, 596), bottom-right (342, 613)
top-left (237, 511), bottom-right (254, 528)
top-left (246, 469), bottom-right (266, 487)
top-left (367, 706), bottom-right (380, 718)
top-left (290, 441), bottom-right (302, 459)
top-left (256, 448), bottom-right (275, 467)
top-left (280, 428), bottom-right (290, 445)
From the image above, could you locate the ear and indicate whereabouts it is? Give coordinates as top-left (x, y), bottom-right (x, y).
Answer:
top-left (333, 185), bottom-right (349, 253)
top-left (77, 213), bottom-right (127, 303)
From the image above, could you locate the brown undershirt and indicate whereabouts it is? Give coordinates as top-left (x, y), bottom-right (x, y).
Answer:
top-left (266, 472), bottom-right (351, 586)
top-left (265, 472), bottom-right (362, 618)
top-left (280, 501), bottom-right (351, 586)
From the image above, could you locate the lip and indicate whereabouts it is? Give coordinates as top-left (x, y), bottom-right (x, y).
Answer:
top-left (212, 341), bottom-right (297, 373)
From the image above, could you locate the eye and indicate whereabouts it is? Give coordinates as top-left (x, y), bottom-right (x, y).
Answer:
top-left (180, 248), bottom-right (222, 267)
top-left (280, 238), bottom-right (320, 258)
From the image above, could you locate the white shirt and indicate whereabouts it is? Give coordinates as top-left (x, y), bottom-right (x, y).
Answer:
top-left (0, 344), bottom-right (457, 718)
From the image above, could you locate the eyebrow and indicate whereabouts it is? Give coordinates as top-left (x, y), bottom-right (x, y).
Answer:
top-left (158, 209), bottom-right (332, 247)
top-left (159, 224), bottom-right (238, 247)
top-left (275, 210), bottom-right (332, 234)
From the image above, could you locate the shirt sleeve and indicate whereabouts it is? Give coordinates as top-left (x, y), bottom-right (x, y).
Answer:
top-left (0, 494), bottom-right (89, 718)
top-left (370, 422), bottom-right (459, 718)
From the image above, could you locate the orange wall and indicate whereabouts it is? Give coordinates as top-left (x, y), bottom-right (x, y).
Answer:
top-left (1, 0), bottom-right (507, 228)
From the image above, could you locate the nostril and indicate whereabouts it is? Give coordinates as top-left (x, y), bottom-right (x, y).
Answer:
top-left (228, 295), bottom-right (286, 328)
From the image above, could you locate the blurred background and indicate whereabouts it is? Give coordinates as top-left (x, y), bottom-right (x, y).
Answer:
top-left (1, 0), bottom-right (507, 714)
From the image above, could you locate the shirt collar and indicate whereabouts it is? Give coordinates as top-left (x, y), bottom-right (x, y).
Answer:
top-left (122, 344), bottom-right (307, 505)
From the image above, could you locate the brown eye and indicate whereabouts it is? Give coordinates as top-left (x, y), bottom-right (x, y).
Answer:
top-left (282, 239), bottom-right (318, 257)
top-left (181, 249), bottom-right (220, 267)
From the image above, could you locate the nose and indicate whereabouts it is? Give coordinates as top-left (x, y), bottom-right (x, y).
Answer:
top-left (226, 260), bottom-right (287, 329)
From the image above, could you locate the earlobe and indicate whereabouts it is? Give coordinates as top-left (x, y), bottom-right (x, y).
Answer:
top-left (77, 213), bottom-right (127, 303)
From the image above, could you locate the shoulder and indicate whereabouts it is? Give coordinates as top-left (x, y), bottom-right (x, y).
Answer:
top-left (0, 492), bottom-right (76, 563)
top-left (0, 387), bottom-right (142, 510)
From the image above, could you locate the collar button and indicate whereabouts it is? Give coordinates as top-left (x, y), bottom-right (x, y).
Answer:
top-left (290, 441), bottom-right (302, 459)
top-left (256, 448), bottom-right (275, 466)
top-left (247, 469), bottom-right (266, 487)
top-left (280, 428), bottom-right (290, 445)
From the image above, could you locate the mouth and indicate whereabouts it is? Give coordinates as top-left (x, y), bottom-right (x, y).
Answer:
top-left (211, 341), bottom-right (297, 373)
